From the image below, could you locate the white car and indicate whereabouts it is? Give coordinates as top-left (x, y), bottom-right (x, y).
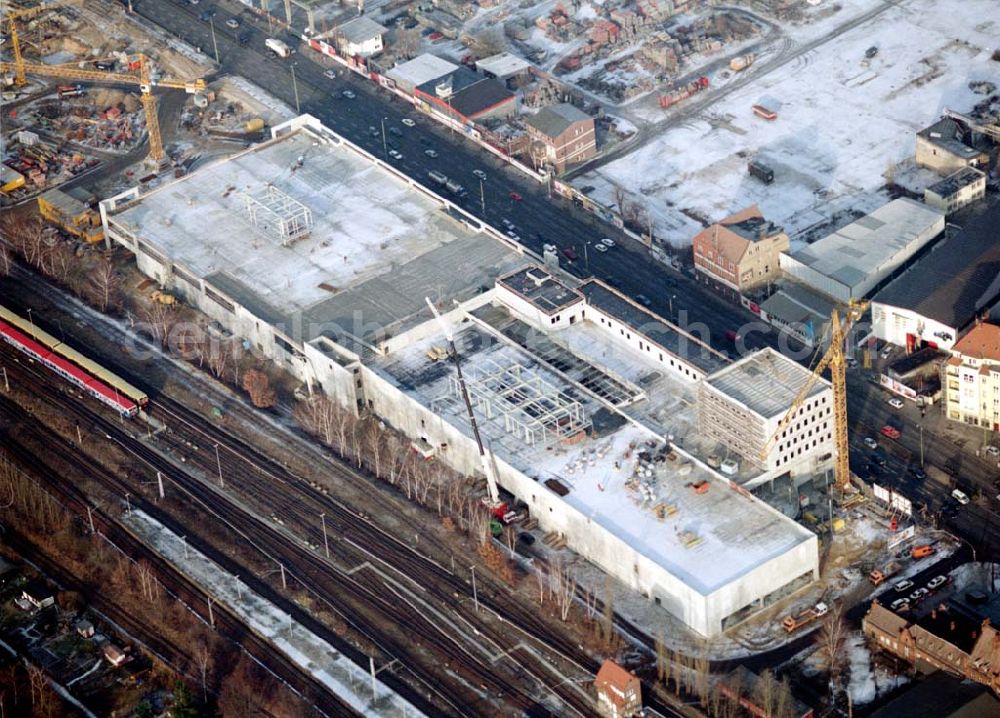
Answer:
top-left (888, 397), bottom-right (904, 408)
top-left (890, 598), bottom-right (910, 611)
top-left (506, 231), bottom-right (521, 242)
top-left (424, 149), bottom-right (439, 158)
top-left (952, 488), bottom-right (970, 505)
top-left (501, 218), bottom-right (515, 230)
top-left (225, 17), bottom-right (240, 28)
top-left (594, 243), bottom-right (608, 252)
top-left (894, 579), bottom-right (914, 593)
top-left (880, 347), bottom-right (893, 359)
top-left (323, 69), bottom-right (337, 79)
top-left (986, 445), bottom-right (1000, 457)
top-left (600, 237), bottom-right (616, 248)
top-left (909, 587), bottom-right (929, 603)
top-left (401, 118), bottom-right (416, 127)
top-left (864, 437), bottom-right (878, 449)
top-left (927, 575), bottom-right (948, 590)
top-left (388, 149), bottom-right (403, 160)
top-left (473, 169), bottom-right (487, 181)
top-left (342, 89), bottom-right (356, 99)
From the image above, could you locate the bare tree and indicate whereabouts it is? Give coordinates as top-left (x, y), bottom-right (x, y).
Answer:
top-left (472, 28), bottom-right (504, 57)
top-left (364, 422), bottom-right (385, 477)
top-left (817, 603), bottom-right (848, 688)
top-left (243, 368), bottom-right (277, 408)
top-left (612, 184), bottom-right (629, 221)
top-left (195, 641), bottom-right (213, 702)
top-left (395, 27), bottom-right (421, 59)
top-left (141, 302), bottom-right (174, 347)
top-left (0, 242), bottom-right (10, 276)
top-left (752, 669), bottom-right (779, 718)
top-left (90, 257), bottom-right (119, 312)
top-left (551, 561), bottom-right (576, 621)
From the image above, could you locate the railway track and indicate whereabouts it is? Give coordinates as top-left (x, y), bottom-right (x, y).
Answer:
top-left (0, 345), bottom-right (597, 716)
top-left (0, 402), bottom-right (361, 718)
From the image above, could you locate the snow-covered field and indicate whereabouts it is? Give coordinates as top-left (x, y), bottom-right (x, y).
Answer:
top-left (573, 0), bottom-right (998, 244)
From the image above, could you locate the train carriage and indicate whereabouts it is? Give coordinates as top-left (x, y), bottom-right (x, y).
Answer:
top-left (0, 311), bottom-right (140, 417)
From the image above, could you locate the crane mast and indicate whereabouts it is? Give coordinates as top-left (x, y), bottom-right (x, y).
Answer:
top-left (424, 299), bottom-right (512, 515)
top-left (760, 301), bottom-right (867, 492)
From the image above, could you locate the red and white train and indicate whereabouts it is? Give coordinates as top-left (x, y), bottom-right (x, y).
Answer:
top-left (0, 312), bottom-right (141, 417)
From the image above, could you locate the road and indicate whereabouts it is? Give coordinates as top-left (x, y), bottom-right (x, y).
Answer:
top-left (121, 0), bottom-right (772, 355)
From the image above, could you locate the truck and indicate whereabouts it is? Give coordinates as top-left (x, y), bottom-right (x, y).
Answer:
top-left (427, 170), bottom-right (448, 186)
top-left (445, 179), bottom-right (466, 196)
top-left (782, 602), bottom-right (829, 633)
top-left (869, 560), bottom-right (902, 585)
top-left (748, 159), bottom-right (774, 184)
top-left (57, 84), bottom-right (85, 98)
top-left (265, 38), bottom-right (292, 58)
top-left (729, 53), bottom-right (755, 72)
top-left (658, 76), bottom-right (709, 109)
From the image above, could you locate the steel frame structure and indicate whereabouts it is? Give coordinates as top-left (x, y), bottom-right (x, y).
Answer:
top-left (242, 184), bottom-right (313, 245)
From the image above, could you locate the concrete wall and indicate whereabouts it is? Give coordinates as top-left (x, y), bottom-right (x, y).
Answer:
top-left (494, 283), bottom-right (584, 331)
top-left (925, 173), bottom-right (987, 215)
top-left (915, 135), bottom-right (984, 175)
top-left (779, 254), bottom-right (852, 303)
top-left (361, 360), bottom-right (817, 636)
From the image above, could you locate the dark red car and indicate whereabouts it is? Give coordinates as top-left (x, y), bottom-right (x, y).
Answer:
top-left (509, 191), bottom-right (522, 201)
top-left (881, 425), bottom-right (901, 440)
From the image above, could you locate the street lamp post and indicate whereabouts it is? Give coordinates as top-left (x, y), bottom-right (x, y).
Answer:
top-left (26, 308), bottom-right (35, 338)
top-left (214, 443), bottom-right (224, 488)
top-left (583, 241), bottom-right (591, 274)
top-left (320, 511), bottom-right (330, 559)
top-left (380, 116), bottom-right (388, 158)
top-left (291, 63), bottom-right (301, 114)
top-left (919, 424), bottom-right (924, 467)
top-left (479, 177), bottom-right (486, 215)
top-left (208, 17), bottom-right (220, 64)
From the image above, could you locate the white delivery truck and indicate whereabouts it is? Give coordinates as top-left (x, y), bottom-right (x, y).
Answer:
top-left (265, 38), bottom-right (292, 58)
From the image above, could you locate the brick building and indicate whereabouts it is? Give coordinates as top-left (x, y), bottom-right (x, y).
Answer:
top-left (525, 103), bottom-right (597, 173)
top-left (594, 659), bottom-right (642, 718)
top-left (692, 205), bottom-right (789, 293)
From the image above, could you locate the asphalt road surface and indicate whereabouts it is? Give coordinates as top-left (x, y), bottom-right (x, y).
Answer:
top-left (133, 0), bottom-right (774, 357)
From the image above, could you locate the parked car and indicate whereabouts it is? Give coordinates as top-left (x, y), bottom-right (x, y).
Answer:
top-left (952, 488), bottom-right (970, 505)
top-left (894, 579), bottom-right (914, 593)
top-left (912, 466), bottom-right (927, 480)
top-left (388, 126), bottom-right (402, 137)
top-left (472, 169), bottom-right (487, 181)
top-left (225, 17), bottom-right (240, 28)
top-left (562, 247), bottom-right (577, 261)
top-left (909, 587), bottom-right (930, 603)
top-left (594, 243), bottom-right (608, 253)
top-left (927, 575), bottom-right (949, 590)
top-left (323, 69), bottom-right (337, 79)
top-left (401, 118), bottom-right (416, 127)
top-left (388, 149), bottom-right (403, 160)
top-left (890, 598), bottom-right (910, 612)
top-left (600, 237), bottom-right (616, 248)
top-left (518, 532), bottom-right (536, 545)
top-left (342, 89), bottom-right (356, 99)
top-left (864, 437), bottom-right (878, 449)
top-left (509, 191), bottom-right (523, 201)
top-left (501, 218), bottom-right (515, 230)
top-left (888, 397), bottom-right (904, 409)
top-left (880, 346), bottom-right (893, 359)
top-left (636, 294), bottom-right (651, 307)
top-left (872, 448), bottom-right (888, 466)
top-left (987, 445), bottom-right (1000, 457)
top-left (424, 149), bottom-right (439, 158)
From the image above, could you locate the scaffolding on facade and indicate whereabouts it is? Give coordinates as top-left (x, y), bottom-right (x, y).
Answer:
top-left (451, 358), bottom-right (590, 446)
top-left (243, 184), bottom-right (313, 246)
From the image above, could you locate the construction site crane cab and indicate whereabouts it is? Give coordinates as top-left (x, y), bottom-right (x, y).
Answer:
top-left (424, 298), bottom-right (521, 525)
top-left (760, 300), bottom-right (869, 493)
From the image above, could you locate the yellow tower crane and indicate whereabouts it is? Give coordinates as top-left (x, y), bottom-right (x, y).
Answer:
top-left (4, 0), bottom-right (84, 87)
top-left (760, 300), bottom-right (869, 492)
top-left (0, 55), bottom-right (206, 165)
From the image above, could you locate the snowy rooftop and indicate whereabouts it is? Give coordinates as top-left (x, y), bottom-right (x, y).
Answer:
top-left (108, 120), bottom-right (522, 345)
top-left (386, 54), bottom-right (458, 88)
top-left (475, 52), bottom-right (532, 79)
top-left (373, 318), bottom-right (815, 595)
top-left (705, 348), bottom-right (829, 420)
top-left (786, 199), bottom-right (944, 289)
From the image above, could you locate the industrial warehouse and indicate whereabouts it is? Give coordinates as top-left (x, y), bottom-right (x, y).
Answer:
top-left (99, 116), bottom-right (821, 637)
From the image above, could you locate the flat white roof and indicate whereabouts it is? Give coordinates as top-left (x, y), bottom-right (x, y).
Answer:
top-left (475, 52), bottom-right (531, 78)
top-left (785, 198), bottom-right (944, 291)
top-left (705, 347), bottom-right (829, 420)
top-left (107, 118), bottom-right (521, 344)
top-left (374, 320), bottom-right (815, 595)
top-left (386, 54), bottom-right (458, 88)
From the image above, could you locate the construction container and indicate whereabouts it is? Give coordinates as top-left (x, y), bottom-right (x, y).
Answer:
top-left (16, 130), bottom-right (39, 146)
top-left (244, 117), bottom-right (265, 133)
top-left (193, 93), bottom-right (209, 108)
top-left (748, 159), bottom-right (774, 184)
top-left (729, 54), bottom-right (755, 72)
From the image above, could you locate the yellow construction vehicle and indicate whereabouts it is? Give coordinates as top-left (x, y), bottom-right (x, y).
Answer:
top-left (760, 300), bottom-right (868, 492)
top-left (37, 188), bottom-right (103, 242)
top-left (1, 54), bottom-right (206, 166)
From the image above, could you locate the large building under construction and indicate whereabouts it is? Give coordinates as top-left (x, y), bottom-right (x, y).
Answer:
top-left (100, 116), bottom-right (819, 636)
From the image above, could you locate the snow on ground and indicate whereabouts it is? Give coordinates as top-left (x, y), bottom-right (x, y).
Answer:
top-left (845, 631), bottom-right (909, 705)
top-left (573, 0), bottom-right (998, 244)
top-left (222, 75), bottom-right (296, 123)
top-left (125, 511), bottom-right (427, 717)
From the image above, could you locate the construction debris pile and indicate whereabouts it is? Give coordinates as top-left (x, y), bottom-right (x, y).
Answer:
top-left (0, 128), bottom-right (101, 206)
top-left (52, 88), bottom-right (147, 153)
